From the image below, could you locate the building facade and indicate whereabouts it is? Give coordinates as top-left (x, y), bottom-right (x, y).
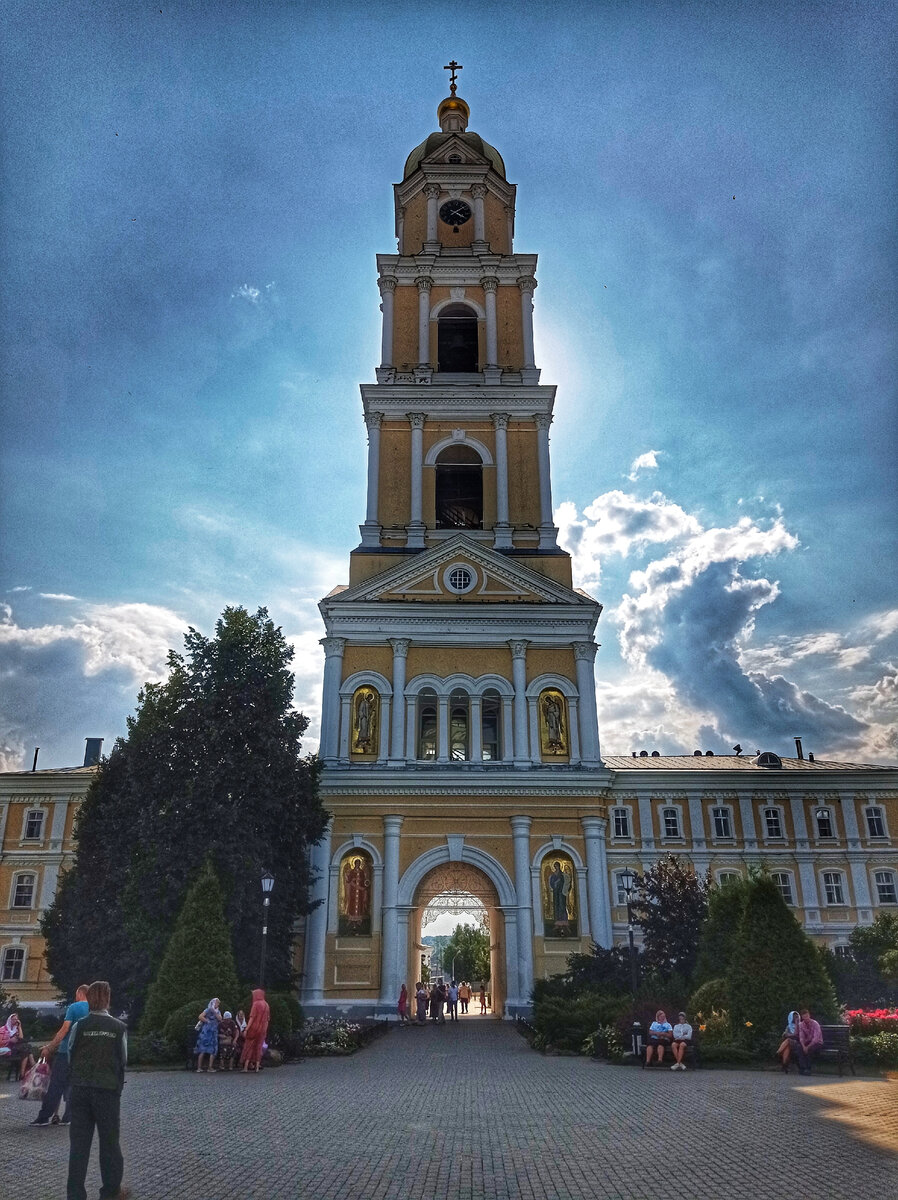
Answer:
top-left (300, 83), bottom-right (898, 1018)
top-left (4, 85), bottom-right (897, 1012)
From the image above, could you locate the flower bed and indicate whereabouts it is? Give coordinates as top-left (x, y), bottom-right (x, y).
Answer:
top-left (844, 1007), bottom-right (898, 1035)
top-left (284, 1017), bottom-right (388, 1058)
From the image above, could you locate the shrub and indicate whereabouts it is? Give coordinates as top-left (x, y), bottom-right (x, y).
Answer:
top-left (269, 992), bottom-right (303, 1031)
top-left (689, 978), bottom-right (729, 1016)
top-left (869, 1032), bottom-right (898, 1066)
top-left (694, 877), bottom-right (751, 986)
top-left (844, 1007), bottom-right (898, 1036)
top-left (694, 1008), bottom-right (733, 1047)
top-left (582, 1024), bottom-right (625, 1062)
top-left (700, 1044), bottom-right (754, 1065)
top-left (728, 876), bottom-right (837, 1050)
top-left (162, 998), bottom-right (212, 1057)
top-left (128, 1033), bottom-right (176, 1066)
top-left (141, 860), bottom-right (241, 1034)
top-left (531, 992), bottom-right (627, 1053)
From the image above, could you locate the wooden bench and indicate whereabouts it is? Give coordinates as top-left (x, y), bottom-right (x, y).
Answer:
top-left (640, 1025), bottom-right (701, 1069)
top-left (817, 1024), bottom-right (855, 1076)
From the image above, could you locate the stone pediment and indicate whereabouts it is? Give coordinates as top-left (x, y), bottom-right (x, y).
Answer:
top-left (419, 134), bottom-right (491, 173)
top-left (335, 537), bottom-right (595, 607)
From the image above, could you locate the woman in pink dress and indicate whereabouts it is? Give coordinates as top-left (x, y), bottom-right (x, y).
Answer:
top-left (240, 989), bottom-right (271, 1073)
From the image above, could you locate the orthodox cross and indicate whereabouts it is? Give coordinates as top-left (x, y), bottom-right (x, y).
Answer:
top-left (444, 60), bottom-right (462, 95)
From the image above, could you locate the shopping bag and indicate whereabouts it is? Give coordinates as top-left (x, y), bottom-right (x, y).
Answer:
top-left (20, 1058), bottom-right (51, 1101)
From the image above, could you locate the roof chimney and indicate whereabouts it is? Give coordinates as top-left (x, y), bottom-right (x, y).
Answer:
top-left (84, 738), bottom-right (104, 767)
top-left (794, 736), bottom-right (804, 761)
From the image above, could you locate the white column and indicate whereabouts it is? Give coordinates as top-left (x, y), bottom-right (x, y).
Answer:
top-left (379, 815), bottom-right (404, 1008)
top-left (471, 183), bottom-right (486, 243)
top-left (573, 641), bottom-right (602, 766)
top-left (338, 695), bottom-right (351, 760)
top-left (38, 861), bottom-right (61, 910)
top-left (492, 412), bottom-right (512, 549)
top-left (738, 795), bottom-right (758, 852)
top-left (437, 695), bottom-right (450, 764)
top-left (501, 697), bottom-right (514, 761)
top-left (505, 205), bottom-right (514, 253)
top-left (397, 205), bottom-right (405, 252)
top-left (416, 276), bottom-right (432, 365)
top-left (518, 275), bottom-right (537, 369)
top-left (388, 638), bottom-right (409, 763)
top-left (407, 412), bottom-right (426, 548)
top-left (319, 637), bottom-right (346, 761)
top-left (849, 860), bottom-right (873, 913)
top-left (301, 820), bottom-right (332, 1005)
top-left (840, 792), bottom-right (862, 847)
top-left (378, 277), bottom-right (396, 367)
top-left (470, 695), bottom-right (483, 761)
top-left (482, 276), bottom-right (499, 367)
top-left (790, 795), bottom-right (822, 926)
top-left (509, 640), bottom-right (530, 767)
top-left (535, 413), bottom-right (557, 549)
top-left (688, 794), bottom-right (707, 853)
top-left (510, 816), bottom-right (535, 1010)
top-left (360, 411), bottom-right (383, 546)
top-left (424, 185), bottom-right (440, 247)
top-left (567, 698), bottom-right (581, 764)
top-left (582, 816), bottom-right (613, 948)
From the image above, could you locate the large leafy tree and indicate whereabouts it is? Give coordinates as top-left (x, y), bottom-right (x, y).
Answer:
top-left (443, 923), bottom-right (491, 983)
top-left (43, 607), bottom-right (326, 1017)
top-left (631, 854), bottom-right (711, 984)
top-left (823, 913), bottom-right (898, 1006)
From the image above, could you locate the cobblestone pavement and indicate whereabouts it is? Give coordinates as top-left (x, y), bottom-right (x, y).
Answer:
top-left (2, 1017), bottom-right (896, 1200)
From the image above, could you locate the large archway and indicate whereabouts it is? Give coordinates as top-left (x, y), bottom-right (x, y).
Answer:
top-left (396, 847), bottom-right (520, 1017)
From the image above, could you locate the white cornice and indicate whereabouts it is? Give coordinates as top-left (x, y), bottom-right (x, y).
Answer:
top-left (360, 383), bottom-right (556, 418)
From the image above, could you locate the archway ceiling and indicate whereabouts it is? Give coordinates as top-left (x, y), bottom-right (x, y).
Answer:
top-left (414, 862), bottom-right (499, 907)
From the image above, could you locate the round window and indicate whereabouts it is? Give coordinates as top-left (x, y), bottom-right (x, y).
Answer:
top-left (444, 564), bottom-right (477, 594)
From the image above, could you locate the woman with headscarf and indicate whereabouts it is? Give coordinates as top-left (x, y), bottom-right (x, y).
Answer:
top-left (218, 1010), bottom-right (238, 1069)
top-left (0, 1013), bottom-right (34, 1079)
top-left (397, 983), bottom-right (410, 1025)
top-left (194, 998), bottom-right (221, 1072)
top-left (415, 983), bottom-right (428, 1024)
top-left (777, 1009), bottom-right (801, 1072)
top-left (240, 989), bottom-right (270, 1072)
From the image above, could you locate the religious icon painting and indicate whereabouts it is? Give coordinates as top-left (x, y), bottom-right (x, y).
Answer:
top-left (350, 686), bottom-right (379, 759)
top-left (538, 688), bottom-right (569, 759)
top-left (338, 850), bottom-right (373, 936)
top-left (542, 853), bottom-right (577, 938)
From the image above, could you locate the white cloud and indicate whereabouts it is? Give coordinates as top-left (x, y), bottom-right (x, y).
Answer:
top-left (231, 283), bottom-right (261, 303)
top-left (627, 450), bottom-right (661, 481)
top-left (565, 486), bottom-right (890, 759)
top-left (38, 592), bottom-right (78, 601)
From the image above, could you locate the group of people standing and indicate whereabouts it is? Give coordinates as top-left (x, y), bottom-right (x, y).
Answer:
top-left (398, 980), bottom-right (487, 1024)
top-left (193, 989), bottom-right (270, 1072)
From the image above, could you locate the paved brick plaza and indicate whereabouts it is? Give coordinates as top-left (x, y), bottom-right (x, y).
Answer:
top-left (2, 1017), bottom-right (896, 1199)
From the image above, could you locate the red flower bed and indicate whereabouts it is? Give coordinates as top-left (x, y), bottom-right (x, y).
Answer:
top-left (844, 1007), bottom-right (898, 1035)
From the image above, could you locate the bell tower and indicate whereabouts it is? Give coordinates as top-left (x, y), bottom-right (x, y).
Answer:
top-left (303, 73), bottom-right (612, 1020)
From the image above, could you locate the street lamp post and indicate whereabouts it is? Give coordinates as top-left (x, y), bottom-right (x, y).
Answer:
top-left (620, 868), bottom-right (638, 994)
top-left (259, 870), bottom-right (275, 988)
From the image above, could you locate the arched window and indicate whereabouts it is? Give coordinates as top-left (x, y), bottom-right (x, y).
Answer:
top-left (435, 444), bottom-right (483, 529)
top-left (449, 689), bottom-right (469, 761)
top-left (437, 303), bottom-right (479, 372)
top-left (417, 689), bottom-right (438, 760)
top-left (481, 689), bottom-right (501, 760)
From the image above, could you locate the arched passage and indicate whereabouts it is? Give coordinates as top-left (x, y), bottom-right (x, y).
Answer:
top-left (396, 846), bottom-right (519, 1017)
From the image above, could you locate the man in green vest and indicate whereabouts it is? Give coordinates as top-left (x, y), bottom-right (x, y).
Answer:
top-left (66, 979), bottom-right (129, 1200)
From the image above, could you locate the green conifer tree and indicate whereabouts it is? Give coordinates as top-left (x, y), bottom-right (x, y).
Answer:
top-left (693, 875), bottom-right (752, 986)
top-left (727, 875), bottom-right (837, 1047)
top-left (141, 860), bottom-right (241, 1033)
top-left (43, 606), bottom-right (327, 1017)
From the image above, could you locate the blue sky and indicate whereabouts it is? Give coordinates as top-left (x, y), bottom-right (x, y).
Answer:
top-left (1, 0), bottom-right (896, 769)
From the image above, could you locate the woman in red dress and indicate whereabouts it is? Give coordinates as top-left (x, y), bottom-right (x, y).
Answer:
top-left (240, 989), bottom-right (271, 1073)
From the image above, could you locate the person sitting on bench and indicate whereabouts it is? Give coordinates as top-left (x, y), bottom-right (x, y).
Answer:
top-left (671, 1012), bottom-right (693, 1070)
top-left (645, 1010), bottom-right (673, 1065)
top-left (796, 1009), bottom-right (823, 1075)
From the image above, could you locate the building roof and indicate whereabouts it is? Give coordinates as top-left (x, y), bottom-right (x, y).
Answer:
top-left (403, 131), bottom-right (506, 180)
top-left (602, 754), bottom-right (895, 772)
top-left (0, 764), bottom-right (98, 778)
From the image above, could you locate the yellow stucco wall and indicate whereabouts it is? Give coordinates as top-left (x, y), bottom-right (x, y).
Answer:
top-left (527, 648), bottom-right (576, 685)
top-left (497, 285), bottom-right (524, 369)
top-left (392, 286), bottom-right (419, 369)
top-left (400, 191), bottom-right (427, 256)
top-left (484, 193), bottom-right (509, 254)
top-left (377, 423), bottom-right (411, 529)
top-left (342, 644), bottom-right (394, 681)
top-left (506, 426), bottom-right (542, 527)
top-left (406, 645), bottom-right (513, 680)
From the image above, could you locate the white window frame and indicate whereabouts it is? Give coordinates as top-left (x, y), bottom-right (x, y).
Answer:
top-left (821, 870), bottom-right (846, 906)
top-left (1, 944), bottom-right (26, 982)
top-left (770, 870), bottom-right (795, 906)
top-left (872, 869), bottom-right (897, 905)
top-left (22, 807), bottom-right (46, 841)
top-left (10, 871), bottom-right (37, 910)
top-left (659, 804), bottom-right (683, 841)
top-left (864, 806), bottom-right (888, 840)
top-left (716, 870), bottom-right (741, 887)
top-left (832, 943), bottom-right (852, 960)
top-left (814, 806), bottom-right (837, 841)
top-left (611, 806), bottom-right (632, 841)
top-left (761, 806), bottom-right (785, 841)
top-left (710, 805), bottom-right (734, 841)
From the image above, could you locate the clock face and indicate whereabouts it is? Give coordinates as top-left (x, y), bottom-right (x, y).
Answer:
top-left (439, 199), bottom-right (472, 228)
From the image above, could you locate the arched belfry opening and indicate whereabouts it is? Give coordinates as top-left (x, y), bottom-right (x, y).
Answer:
top-left (437, 303), bottom-right (479, 372)
top-left (407, 862), bottom-right (504, 1015)
top-left (435, 443), bottom-right (483, 528)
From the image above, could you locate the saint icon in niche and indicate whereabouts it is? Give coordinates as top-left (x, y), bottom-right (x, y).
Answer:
top-left (339, 852), bottom-right (372, 936)
top-left (352, 688), bottom-right (378, 756)
top-left (543, 855), bottom-right (577, 938)
top-left (539, 689), bottom-right (568, 756)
